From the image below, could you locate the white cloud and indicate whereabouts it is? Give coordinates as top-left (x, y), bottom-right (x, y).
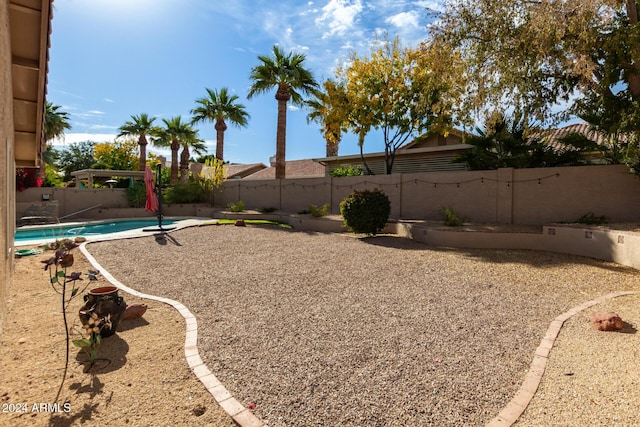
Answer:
top-left (315, 0), bottom-right (363, 38)
top-left (386, 11), bottom-right (419, 28)
top-left (104, 98), bottom-right (115, 103)
top-left (50, 133), bottom-right (117, 147)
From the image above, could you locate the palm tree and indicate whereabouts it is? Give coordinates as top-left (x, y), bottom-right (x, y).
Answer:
top-left (43, 102), bottom-right (71, 171)
top-left (117, 113), bottom-right (157, 171)
top-left (191, 87), bottom-right (249, 161)
top-left (179, 129), bottom-right (207, 182)
top-left (153, 116), bottom-right (193, 183)
top-left (44, 102), bottom-right (71, 142)
top-left (306, 79), bottom-right (348, 157)
top-left (248, 45), bottom-right (318, 179)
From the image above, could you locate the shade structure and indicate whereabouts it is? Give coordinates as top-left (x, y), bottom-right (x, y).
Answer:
top-left (144, 166), bottom-right (159, 212)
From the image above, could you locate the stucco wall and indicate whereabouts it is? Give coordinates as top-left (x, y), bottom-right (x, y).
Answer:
top-left (0, 0), bottom-right (14, 341)
top-left (215, 165), bottom-right (640, 225)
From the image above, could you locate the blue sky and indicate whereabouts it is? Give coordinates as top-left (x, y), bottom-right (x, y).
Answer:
top-left (47, 0), bottom-right (440, 165)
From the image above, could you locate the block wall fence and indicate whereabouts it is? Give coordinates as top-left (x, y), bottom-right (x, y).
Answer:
top-left (15, 165), bottom-right (640, 225)
top-left (216, 165), bottom-right (640, 225)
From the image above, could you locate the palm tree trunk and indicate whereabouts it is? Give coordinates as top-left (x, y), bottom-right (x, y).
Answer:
top-left (138, 135), bottom-right (148, 171)
top-left (170, 139), bottom-right (180, 183)
top-left (180, 146), bottom-right (190, 182)
top-left (215, 119), bottom-right (227, 161)
top-left (275, 84), bottom-right (290, 179)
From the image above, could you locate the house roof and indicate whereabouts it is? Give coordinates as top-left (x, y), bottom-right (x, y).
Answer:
top-left (244, 159), bottom-right (325, 179)
top-left (11, 0), bottom-right (53, 168)
top-left (537, 122), bottom-right (627, 152)
top-left (225, 163), bottom-right (267, 179)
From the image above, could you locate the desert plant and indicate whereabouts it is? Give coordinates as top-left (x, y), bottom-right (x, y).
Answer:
top-left (227, 200), bottom-right (245, 212)
top-left (340, 189), bottom-right (391, 236)
top-left (577, 212), bottom-right (608, 225)
top-left (125, 180), bottom-right (146, 208)
top-left (329, 166), bottom-right (364, 177)
top-left (309, 203), bottom-right (330, 217)
top-left (164, 180), bottom-right (202, 204)
top-left (259, 207), bottom-right (277, 213)
top-left (439, 206), bottom-right (466, 226)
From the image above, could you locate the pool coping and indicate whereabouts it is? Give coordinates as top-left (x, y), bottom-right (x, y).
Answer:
top-left (76, 219), bottom-right (639, 426)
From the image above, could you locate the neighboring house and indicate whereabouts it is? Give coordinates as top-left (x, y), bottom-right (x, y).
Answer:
top-left (244, 159), bottom-right (326, 179)
top-left (315, 129), bottom-right (471, 175)
top-left (225, 163), bottom-right (268, 179)
top-left (2, 0), bottom-right (52, 334)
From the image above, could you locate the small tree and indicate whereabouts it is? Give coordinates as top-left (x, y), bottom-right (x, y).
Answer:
top-left (340, 189), bottom-right (391, 236)
top-left (199, 157), bottom-right (226, 205)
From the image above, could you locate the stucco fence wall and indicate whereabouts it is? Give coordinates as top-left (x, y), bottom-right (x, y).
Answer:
top-left (218, 165), bottom-right (640, 224)
top-left (15, 164), bottom-right (640, 225)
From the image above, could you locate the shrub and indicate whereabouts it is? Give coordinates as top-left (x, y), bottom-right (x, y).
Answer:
top-left (164, 181), bottom-right (202, 204)
top-left (125, 180), bottom-right (146, 208)
top-left (340, 189), bottom-right (391, 236)
top-left (227, 200), bottom-right (245, 212)
top-left (330, 166), bottom-right (365, 177)
top-left (577, 212), bottom-right (608, 225)
top-left (439, 206), bottom-right (466, 226)
top-left (259, 207), bottom-right (277, 214)
top-left (309, 203), bottom-right (330, 217)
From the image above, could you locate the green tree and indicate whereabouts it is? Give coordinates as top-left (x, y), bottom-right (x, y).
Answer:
top-left (337, 36), bottom-right (462, 174)
top-left (117, 113), bottom-right (157, 171)
top-left (432, 0), bottom-right (640, 129)
top-left (153, 116), bottom-right (193, 183)
top-left (305, 79), bottom-right (349, 157)
top-left (93, 139), bottom-right (139, 171)
top-left (56, 140), bottom-right (96, 181)
top-left (191, 87), bottom-right (249, 161)
top-left (248, 45), bottom-right (318, 179)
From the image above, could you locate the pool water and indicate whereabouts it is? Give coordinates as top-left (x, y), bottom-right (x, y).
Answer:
top-left (15, 219), bottom-right (177, 243)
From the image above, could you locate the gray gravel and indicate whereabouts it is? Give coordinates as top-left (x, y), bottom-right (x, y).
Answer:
top-left (85, 225), bottom-right (639, 426)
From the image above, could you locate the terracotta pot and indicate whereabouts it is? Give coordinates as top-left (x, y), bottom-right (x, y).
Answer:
top-left (79, 286), bottom-right (126, 338)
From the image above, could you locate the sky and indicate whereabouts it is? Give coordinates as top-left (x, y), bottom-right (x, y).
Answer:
top-left (47, 0), bottom-right (441, 165)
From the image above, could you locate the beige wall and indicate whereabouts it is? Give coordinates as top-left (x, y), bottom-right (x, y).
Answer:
top-left (15, 164), bottom-right (640, 226)
top-left (1, 1), bottom-right (14, 340)
top-left (215, 165), bottom-right (640, 225)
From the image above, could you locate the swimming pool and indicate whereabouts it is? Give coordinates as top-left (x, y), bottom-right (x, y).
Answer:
top-left (15, 218), bottom-right (179, 245)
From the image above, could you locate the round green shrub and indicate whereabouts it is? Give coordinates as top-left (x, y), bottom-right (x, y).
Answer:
top-left (339, 189), bottom-right (391, 236)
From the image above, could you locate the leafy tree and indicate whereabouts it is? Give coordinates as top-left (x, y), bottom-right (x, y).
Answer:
top-left (56, 141), bottom-right (96, 181)
top-left (117, 113), bottom-right (157, 171)
top-left (432, 0), bottom-right (640, 131)
top-left (248, 45), bottom-right (319, 179)
top-left (93, 139), bottom-right (139, 171)
top-left (191, 87), bottom-right (249, 161)
top-left (337, 36), bottom-right (463, 174)
top-left (198, 157), bottom-right (227, 206)
top-left (153, 116), bottom-right (193, 183)
top-left (305, 79), bottom-right (349, 157)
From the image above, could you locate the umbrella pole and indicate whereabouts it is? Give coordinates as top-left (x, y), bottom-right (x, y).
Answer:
top-left (156, 163), bottom-right (163, 229)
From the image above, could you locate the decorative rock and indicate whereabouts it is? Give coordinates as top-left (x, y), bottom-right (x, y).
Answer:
top-left (235, 219), bottom-right (246, 227)
top-left (121, 303), bottom-right (148, 321)
top-left (18, 337), bottom-right (26, 344)
top-left (590, 311), bottom-right (624, 331)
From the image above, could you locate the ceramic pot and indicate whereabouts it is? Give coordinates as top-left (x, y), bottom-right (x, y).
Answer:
top-left (79, 286), bottom-right (126, 338)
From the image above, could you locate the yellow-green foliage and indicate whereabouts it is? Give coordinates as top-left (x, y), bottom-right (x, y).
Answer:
top-left (309, 203), bottom-right (330, 217)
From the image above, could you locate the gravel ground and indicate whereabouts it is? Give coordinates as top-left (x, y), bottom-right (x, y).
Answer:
top-left (85, 224), bottom-right (640, 426)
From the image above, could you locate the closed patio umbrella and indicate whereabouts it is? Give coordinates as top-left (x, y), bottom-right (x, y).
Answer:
top-left (144, 166), bottom-right (159, 212)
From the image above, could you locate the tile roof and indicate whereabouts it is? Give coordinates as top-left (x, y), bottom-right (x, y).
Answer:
top-left (244, 159), bottom-right (325, 179)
